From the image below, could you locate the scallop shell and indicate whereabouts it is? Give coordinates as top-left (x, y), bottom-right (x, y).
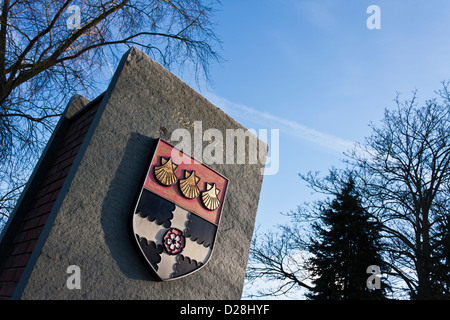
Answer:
top-left (154, 157), bottom-right (178, 186)
top-left (179, 170), bottom-right (200, 199)
top-left (201, 183), bottom-right (221, 211)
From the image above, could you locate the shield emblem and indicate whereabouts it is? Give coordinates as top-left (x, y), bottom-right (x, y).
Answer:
top-left (131, 139), bottom-right (228, 280)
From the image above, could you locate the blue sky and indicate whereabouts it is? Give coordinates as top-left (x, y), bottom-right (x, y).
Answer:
top-left (178, 0), bottom-right (450, 235)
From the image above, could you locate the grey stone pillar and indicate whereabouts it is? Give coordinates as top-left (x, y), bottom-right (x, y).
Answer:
top-left (0, 47), bottom-right (267, 300)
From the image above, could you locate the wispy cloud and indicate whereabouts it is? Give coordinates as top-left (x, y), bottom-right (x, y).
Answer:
top-left (289, 0), bottom-right (339, 32)
top-left (205, 93), bottom-right (356, 155)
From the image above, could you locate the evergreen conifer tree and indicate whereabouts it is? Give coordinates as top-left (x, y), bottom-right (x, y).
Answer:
top-left (306, 178), bottom-right (388, 299)
top-left (431, 217), bottom-right (450, 298)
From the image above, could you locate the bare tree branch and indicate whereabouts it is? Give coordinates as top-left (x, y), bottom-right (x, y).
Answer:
top-left (0, 0), bottom-right (222, 229)
top-left (302, 85), bottom-right (450, 299)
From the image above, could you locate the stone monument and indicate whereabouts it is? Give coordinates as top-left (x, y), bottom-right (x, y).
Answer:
top-left (0, 47), bottom-right (267, 300)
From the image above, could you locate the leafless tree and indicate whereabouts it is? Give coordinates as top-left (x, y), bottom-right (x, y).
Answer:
top-left (248, 83), bottom-right (450, 299)
top-left (305, 83), bottom-right (450, 299)
top-left (245, 225), bottom-right (313, 298)
top-left (0, 0), bottom-right (222, 227)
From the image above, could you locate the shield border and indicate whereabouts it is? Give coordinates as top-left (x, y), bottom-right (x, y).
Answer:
top-left (129, 138), bottom-right (229, 281)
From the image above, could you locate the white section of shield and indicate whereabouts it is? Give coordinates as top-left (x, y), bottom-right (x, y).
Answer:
top-left (133, 206), bottom-right (212, 280)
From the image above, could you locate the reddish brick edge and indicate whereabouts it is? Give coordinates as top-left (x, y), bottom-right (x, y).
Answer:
top-left (0, 101), bottom-right (100, 299)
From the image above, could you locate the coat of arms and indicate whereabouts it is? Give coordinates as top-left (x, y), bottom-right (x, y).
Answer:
top-left (131, 139), bottom-right (228, 280)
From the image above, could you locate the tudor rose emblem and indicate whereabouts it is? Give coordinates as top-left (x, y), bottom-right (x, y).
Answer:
top-left (131, 139), bottom-right (228, 280)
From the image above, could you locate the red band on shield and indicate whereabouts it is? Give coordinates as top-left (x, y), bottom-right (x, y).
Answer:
top-left (143, 140), bottom-right (228, 225)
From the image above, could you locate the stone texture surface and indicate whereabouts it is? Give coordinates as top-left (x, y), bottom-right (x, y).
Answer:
top-left (20, 47), bottom-right (267, 300)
